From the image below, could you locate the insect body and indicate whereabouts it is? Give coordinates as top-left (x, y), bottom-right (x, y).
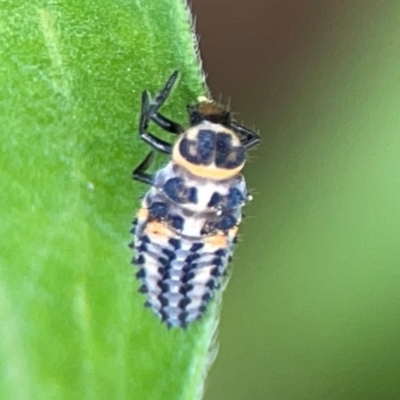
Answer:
top-left (131, 71), bottom-right (259, 328)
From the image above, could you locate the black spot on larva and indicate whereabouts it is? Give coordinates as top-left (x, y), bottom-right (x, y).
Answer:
top-left (164, 178), bottom-right (198, 204)
top-left (226, 187), bottom-right (244, 208)
top-left (141, 235), bottom-right (150, 244)
top-left (158, 257), bottom-right (169, 267)
top-left (215, 249), bottom-right (226, 257)
top-left (228, 255), bottom-right (233, 262)
top-left (135, 268), bottom-right (146, 279)
top-left (168, 215), bottom-right (184, 231)
top-left (179, 138), bottom-right (198, 164)
top-left (205, 213), bottom-right (237, 233)
top-left (158, 281), bottom-right (169, 292)
top-left (134, 255), bottom-right (145, 265)
top-left (215, 132), bottom-right (246, 169)
top-left (190, 242), bottom-right (204, 252)
top-left (128, 241), bottom-right (134, 249)
top-left (202, 293), bottom-right (212, 302)
top-left (211, 257), bottom-right (224, 268)
top-left (161, 269), bottom-right (171, 279)
top-left (216, 215), bottom-right (237, 230)
top-left (162, 248), bottom-right (176, 260)
top-left (179, 311), bottom-right (189, 323)
top-left (208, 192), bottom-right (222, 208)
top-left (210, 267), bottom-right (222, 277)
top-left (138, 284), bottom-right (148, 293)
top-left (179, 286), bottom-right (187, 295)
top-left (197, 129), bottom-right (215, 163)
top-left (187, 187), bottom-right (198, 203)
top-left (184, 283), bottom-right (194, 292)
top-left (215, 133), bottom-right (232, 167)
top-left (182, 263), bottom-right (196, 273)
top-left (179, 297), bottom-right (191, 308)
top-left (158, 295), bottom-right (169, 307)
top-left (233, 236), bottom-right (239, 244)
top-left (226, 147), bottom-right (245, 169)
top-left (179, 283), bottom-right (194, 295)
top-left (168, 238), bottom-right (181, 249)
top-left (179, 129), bottom-right (217, 167)
top-left (182, 271), bottom-right (195, 283)
top-left (160, 309), bottom-right (169, 322)
top-left (149, 201), bottom-right (168, 219)
top-left (137, 242), bottom-right (148, 252)
top-left (164, 178), bottom-right (185, 203)
top-left (206, 280), bottom-right (216, 290)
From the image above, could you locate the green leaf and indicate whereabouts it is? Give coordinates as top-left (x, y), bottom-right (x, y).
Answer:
top-left (0, 1), bottom-right (218, 399)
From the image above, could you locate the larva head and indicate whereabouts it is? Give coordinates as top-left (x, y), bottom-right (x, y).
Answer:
top-left (172, 99), bottom-right (246, 180)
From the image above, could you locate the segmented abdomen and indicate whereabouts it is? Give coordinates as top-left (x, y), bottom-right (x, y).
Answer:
top-left (132, 212), bottom-right (236, 328)
top-left (131, 162), bottom-right (246, 328)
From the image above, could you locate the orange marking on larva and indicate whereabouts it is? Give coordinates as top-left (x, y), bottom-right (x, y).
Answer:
top-left (228, 226), bottom-right (239, 238)
top-left (136, 208), bottom-right (149, 221)
top-left (203, 233), bottom-right (228, 248)
top-left (172, 143), bottom-right (244, 180)
top-left (144, 221), bottom-right (175, 239)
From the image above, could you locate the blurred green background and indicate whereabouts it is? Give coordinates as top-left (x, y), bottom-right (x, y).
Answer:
top-left (192, 1), bottom-right (400, 399)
